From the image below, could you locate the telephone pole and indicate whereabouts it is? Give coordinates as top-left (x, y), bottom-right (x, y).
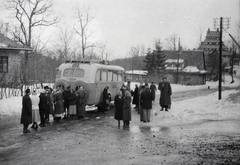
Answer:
top-left (213, 17), bottom-right (230, 100)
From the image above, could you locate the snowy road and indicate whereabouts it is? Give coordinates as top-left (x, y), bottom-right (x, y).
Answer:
top-left (0, 84), bottom-right (240, 165)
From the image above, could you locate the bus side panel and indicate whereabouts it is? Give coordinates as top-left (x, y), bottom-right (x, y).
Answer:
top-left (87, 83), bottom-right (96, 105)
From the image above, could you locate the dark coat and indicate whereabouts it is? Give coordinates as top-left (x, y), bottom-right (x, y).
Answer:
top-left (76, 90), bottom-right (87, 117)
top-left (102, 88), bottom-right (109, 110)
top-left (53, 91), bottom-right (64, 115)
top-left (158, 81), bottom-right (172, 106)
top-left (122, 95), bottom-right (132, 121)
top-left (114, 95), bottom-right (124, 120)
top-left (39, 93), bottom-right (48, 111)
top-left (20, 94), bottom-right (32, 125)
top-left (150, 84), bottom-right (157, 97)
top-left (68, 92), bottom-right (77, 106)
top-left (140, 88), bottom-right (154, 109)
top-left (132, 87), bottom-right (139, 105)
top-left (62, 90), bottom-right (71, 106)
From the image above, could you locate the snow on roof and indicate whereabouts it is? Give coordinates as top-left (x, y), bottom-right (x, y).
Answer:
top-left (125, 70), bottom-right (148, 75)
top-left (182, 66), bottom-right (199, 73)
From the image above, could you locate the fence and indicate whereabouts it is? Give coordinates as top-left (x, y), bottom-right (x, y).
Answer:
top-left (0, 82), bottom-right (54, 100)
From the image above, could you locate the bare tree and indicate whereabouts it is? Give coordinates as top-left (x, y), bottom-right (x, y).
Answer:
top-left (165, 33), bottom-right (178, 50)
top-left (5, 0), bottom-right (58, 84)
top-left (74, 6), bottom-right (96, 58)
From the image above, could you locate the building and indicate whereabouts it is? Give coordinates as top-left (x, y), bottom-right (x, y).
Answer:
top-left (125, 70), bottom-right (148, 82)
top-left (199, 28), bottom-right (232, 78)
top-left (164, 50), bottom-right (207, 85)
top-left (0, 33), bottom-right (32, 85)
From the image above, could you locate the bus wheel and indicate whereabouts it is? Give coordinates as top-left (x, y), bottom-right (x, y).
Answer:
top-left (54, 80), bottom-right (70, 90)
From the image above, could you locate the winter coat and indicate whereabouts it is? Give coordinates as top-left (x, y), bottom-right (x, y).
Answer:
top-left (68, 92), bottom-right (77, 106)
top-left (122, 91), bottom-right (132, 121)
top-left (150, 84), bottom-right (157, 98)
top-left (140, 88), bottom-right (154, 109)
top-left (31, 95), bottom-right (40, 110)
top-left (62, 90), bottom-right (71, 106)
top-left (76, 90), bottom-right (87, 117)
top-left (20, 94), bottom-right (32, 125)
top-left (158, 81), bottom-right (172, 106)
top-left (39, 93), bottom-right (48, 111)
top-left (132, 87), bottom-right (139, 105)
top-left (114, 95), bottom-right (124, 120)
top-left (102, 88), bottom-right (109, 110)
top-left (53, 91), bottom-right (64, 115)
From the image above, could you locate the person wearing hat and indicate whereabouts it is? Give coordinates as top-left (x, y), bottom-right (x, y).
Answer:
top-left (20, 89), bottom-right (32, 133)
top-left (158, 77), bottom-right (172, 111)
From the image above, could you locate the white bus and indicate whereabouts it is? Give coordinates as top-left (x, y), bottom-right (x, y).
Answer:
top-left (54, 59), bottom-right (125, 110)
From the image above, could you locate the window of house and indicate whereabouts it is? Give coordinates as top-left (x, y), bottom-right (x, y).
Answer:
top-left (0, 56), bottom-right (8, 73)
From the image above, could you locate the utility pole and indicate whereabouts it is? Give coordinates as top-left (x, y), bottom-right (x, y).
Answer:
top-left (176, 37), bottom-right (182, 84)
top-left (213, 17), bottom-right (230, 100)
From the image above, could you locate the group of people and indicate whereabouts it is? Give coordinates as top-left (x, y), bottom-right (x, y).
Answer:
top-left (21, 77), bottom-right (172, 132)
top-left (114, 77), bottom-right (172, 128)
top-left (20, 85), bottom-right (88, 133)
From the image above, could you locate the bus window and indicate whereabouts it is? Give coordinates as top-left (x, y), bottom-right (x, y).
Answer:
top-left (108, 71), bottom-right (113, 81)
top-left (113, 71), bottom-right (118, 81)
top-left (118, 72), bottom-right (123, 81)
top-left (101, 70), bottom-right (107, 81)
top-left (96, 70), bottom-right (101, 81)
top-left (63, 68), bottom-right (84, 77)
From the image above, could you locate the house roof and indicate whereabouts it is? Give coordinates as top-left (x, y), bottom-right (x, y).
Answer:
top-left (165, 50), bottom-right (205, 70)
top-left (125, 70), bottom-right (148, 75)
top-left (0, 33), bottom-right (32, 51)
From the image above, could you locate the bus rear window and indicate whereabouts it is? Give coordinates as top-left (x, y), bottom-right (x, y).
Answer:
top-left (63, 68), bottom-right (84, 77)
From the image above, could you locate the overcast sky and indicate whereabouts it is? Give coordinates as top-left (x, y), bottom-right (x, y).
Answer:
top-left (0, 0), bottom-right (239, 60)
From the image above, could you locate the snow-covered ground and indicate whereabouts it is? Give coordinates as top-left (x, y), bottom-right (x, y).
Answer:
top-left (1, 72), bottom-right (240, 127)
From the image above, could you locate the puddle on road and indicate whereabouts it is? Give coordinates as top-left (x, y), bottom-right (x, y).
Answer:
top-left (130, 125), bottom-right (170, 134)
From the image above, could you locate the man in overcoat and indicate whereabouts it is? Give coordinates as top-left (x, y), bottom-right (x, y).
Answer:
top-left (140, 84), bottom-right (155, 122)
top-left (158, 77), bottom-right (172, 111)
top-left (20, 89), bottom-right (32, 133)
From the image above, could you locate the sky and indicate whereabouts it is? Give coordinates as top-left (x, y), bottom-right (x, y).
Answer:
top-left (0, 0), bottom-right (239, 60)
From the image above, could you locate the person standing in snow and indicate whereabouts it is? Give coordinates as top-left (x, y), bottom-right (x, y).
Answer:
top-left (101, 86), bottom-right (109, 114)
top-left (132, 84), bottom-right (139, 110)
top-left (140, 84), bottom-right (154, 122)
top-left (150, 82), bottom-right (157, 102)
top-left (20, 89), bottom-right (32, 133)
top-left (53, 86), bottom-right (65, 122)
top-left (39, 88), bottom-right (48, 127)
top-left (68, 89), bottom-right (77, 120)
top-left (114, 90), bottom-right (124, 127)
top-left (122, 90), bottom-right (132, 128)
top-left (30, 89), bottom-right (40, 131)
top-left (76, 86), bottom-right (88, 120)
top-left (158, 77), bottom-right (172, 111)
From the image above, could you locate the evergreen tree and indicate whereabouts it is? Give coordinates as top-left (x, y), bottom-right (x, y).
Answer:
top-left (143, 48), bottom-right (156, 76)
top-left (153, 41), bottom-right (166, 75)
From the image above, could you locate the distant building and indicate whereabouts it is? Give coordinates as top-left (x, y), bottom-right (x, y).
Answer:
top-left (199, 28), bottom-right (231, 58)
top-left (198, 28), bottom-right (233, 78)
top-left (164, 50), bottom-right (207, 85)
top-left (125, 70), bottom-right (148, 82)
top-left (0, 33), bottom-right (32, 85)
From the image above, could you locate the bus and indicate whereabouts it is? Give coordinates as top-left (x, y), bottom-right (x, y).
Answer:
top-left (54, 59), bottom-right (125, 110)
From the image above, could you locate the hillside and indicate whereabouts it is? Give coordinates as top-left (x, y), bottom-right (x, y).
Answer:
top-left (110, 56), bottom-right (146, 70)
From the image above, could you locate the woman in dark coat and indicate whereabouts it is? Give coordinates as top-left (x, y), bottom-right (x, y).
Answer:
top-left (102, 86), bottom-right (109, 114)
top-left (76, 86), bottom-right (88, 119)
top-left (158, 77), bottom-right (172, 111)
top-left (132, 84), bottom-right (139, 109)
top-left (20, 89), bottom-right (32, 133)
top-left (140, 85), bottom-right (154, 122)
top-left (114, 90), bottom-right (124, 127)
top-left (122, 90), bottom-right (132, 128)
top-left (53, 87), bottom-right (64, 122)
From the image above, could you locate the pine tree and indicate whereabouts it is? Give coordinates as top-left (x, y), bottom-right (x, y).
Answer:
top-left (143, 48), bottom-right (156, 76)
top-left (153, 42), bottom-right (166, 75)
